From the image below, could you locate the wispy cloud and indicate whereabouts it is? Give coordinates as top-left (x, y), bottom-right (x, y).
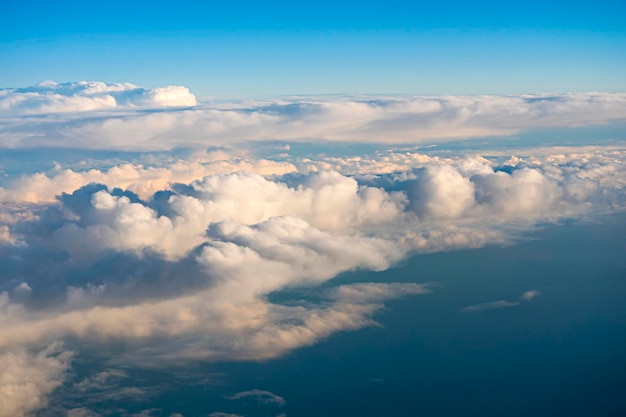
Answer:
top-left (521, 290), bottom-right (540, 301)
top-left (460, 289), bottom-right (542, 313)
top-left (209, 413), bottom-right (244, 417)
top-left (460, 300), bottom-right (521, 313)
top-left (227, 389), bottom-right (286, 406)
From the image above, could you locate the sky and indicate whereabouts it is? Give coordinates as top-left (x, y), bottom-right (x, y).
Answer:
top-left (1, 2), bottom-right (626, 417)
top-left (1, 0), bottom-right (625, 96)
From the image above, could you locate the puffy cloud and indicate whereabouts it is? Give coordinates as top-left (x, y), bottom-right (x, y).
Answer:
top-left (1, 82), bottom-right (626, 416)
top-left (53, 189), bottom-right (178, 261)
top-left (521, 290), bottom-right (540, 301)
top-left (189, 170), bottom-right (406, 231)
top-left (408, 165), bottom-right (476, 220)
top-left (0, 343), bottom-right (72, 417)
top-left (0, 81), bottom-right (196, 115)
top-left (0, 157), bottom-right (297, 204)
top-left (472, 168), bottom-right (559, 216)
top-left (201, 216), bottom-right (403, 298)
top-left (32, 171), bottom-right (405, 263)
top-left (138, 86), bottom-right (197, 107)
top-left (0, 173), bottom-right (415, 365)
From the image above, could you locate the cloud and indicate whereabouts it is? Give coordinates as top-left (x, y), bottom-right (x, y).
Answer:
top-left (331, 282), bottom-right (430, 303)
top-left (0, 157), bottom-right (297, 204)
top-left (1, 83), bottom-right (625, 150)
top-left (1, 81), bottom-right (626, 416)
top-left (67, 408), bottom-right (103, 417)
top-left (0, 81), bottom-right (196, 115)
top-left (17, 171), bottom-right (404, 264)
top-left (408, 164), bottom-right (475, 220)
top-left (0, 343), bottom-right (72, 417)
top-left (521, 290), bottom-right (540, 301)
top-left (461, 289), bottom-right (542, 312)
top-left (460, 300), bottom-right (521, 313)
top-left (0, 147), bottom-right (622, 322)
top-left (227, 389), bottom-right (286, 406)
top-left (72, 370), bottom-right (128, 393)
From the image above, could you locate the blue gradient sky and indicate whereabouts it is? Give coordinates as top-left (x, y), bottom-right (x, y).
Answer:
top-left (1, 0), bottom-right (625, 96)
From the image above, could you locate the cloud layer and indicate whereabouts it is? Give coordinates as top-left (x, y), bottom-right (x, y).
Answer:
top-left (1, 81), bottom-right (625, 416)
top-left (1, 81), bottom-right (625, 150)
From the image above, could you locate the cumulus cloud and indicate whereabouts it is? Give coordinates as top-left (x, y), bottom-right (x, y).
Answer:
top-left (0, 156), bottom-right (296, 204)
top-left (1, 81), bottom-right (626, 416)
top-left (0, 81), bottom-right (196, 115)
top-left (0, 343), bottom-right (72, 417)
top-left (408, 165), bottom-right (475, 220)
top-left (20, 171), bottom-right (404, 263)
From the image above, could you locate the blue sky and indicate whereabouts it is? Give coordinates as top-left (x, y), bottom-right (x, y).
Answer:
top-left (1, 0), bottom-right (625, 96)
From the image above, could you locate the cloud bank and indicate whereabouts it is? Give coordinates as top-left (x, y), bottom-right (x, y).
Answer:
top-left (1, 80), bottom-right (625, 415)
top-left (1, 81), bottom-right (625, 150)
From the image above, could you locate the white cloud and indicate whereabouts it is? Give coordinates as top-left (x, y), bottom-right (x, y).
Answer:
top-left (0, 81), bottom-right (196, 115)
top-left (227, 389), bottom-right (286, 406)
top-left (0, 157), bottom-right (297, 204)
top-left (409, 165), bottom-right (476, 220)
top-left (1, 81), bottom-right (626, 416)
top-left (1, 83), bottom-right (625, 150)
top-left (331, 282), bottom-right (430, 303)
top-left (461, 289), bottom-right (543, 312)
top-left (521, 290), bottom-right (540, 301)
top-left (0, 343), bottom-right (72, 417)
top-left (460, 300), bottom-right (521, 313)
top-left (35, 171), bottom-right (405, 263)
